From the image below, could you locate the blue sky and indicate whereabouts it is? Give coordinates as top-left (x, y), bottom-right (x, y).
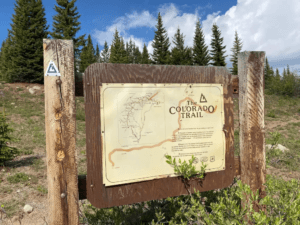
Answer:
top-left (0, 0), bottom-right (299, 76)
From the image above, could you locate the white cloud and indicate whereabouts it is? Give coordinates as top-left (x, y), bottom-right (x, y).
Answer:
top-left (93, 0), bottom-right (300, 73)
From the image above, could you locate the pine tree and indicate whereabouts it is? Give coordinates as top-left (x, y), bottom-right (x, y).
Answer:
top-left (0, 36), bottom-right (14, 82)
top-left (133, 45), bottom-right (142, 64)
top-left (151, 12), bottom-right (171, 65)
top-left (210, 23), bottom-right (227, 66)
top-left (95, 43), bottom-right (100, 63)
top-left (282, 68), bottom-right (287, 79)
top-left (183, 47), bottom-right (194, 65)
top-left (192, 19), bottom-right (210, 66)
top-left (4, 0), bottom-right (49, 83)
top-left (125, 42), bottom-right (130, 63)
top-left (286, 64), bottom-right (291, 76)
top-left (119, 37), bottom-right (128, 63)
top-left (100, 41), bottom-right (110, 63)
top-left (79, 34), bottom-right (97, 72)
top-left (51, 0), bottom-right (86, 77)
top-left (271, 68), bottom-right (282, 95)
top-left (229, 30), bottom-right (243, 75)
top-left (169, 26), bottom-right (192, 65)
top-left (125, 39), bottom-right (135, 64)
top-left (140, 43), bottom-right (151, 64)
top-left (109, 29), bottom-right (127, 63)
top-left (264, 57), bottom-right (274, 89)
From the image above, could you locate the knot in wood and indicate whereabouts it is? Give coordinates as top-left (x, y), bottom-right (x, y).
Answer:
top-left (56, 79), bottom-right (62, 85)
top-left (254, 80), bottom-right (257, 85)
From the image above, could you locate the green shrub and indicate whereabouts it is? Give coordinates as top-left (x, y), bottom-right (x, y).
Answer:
top-left (7, 172), bottom-right (29, 183)
top-left (37, 185), bottom-right (48, 194)
top-left (81, 156), bottom-right (300, 224)
top-left (0, 110), bottom-right (19, 165)
top-left (266, 110), bottom-right (275, 118)
top-left (269, 131), bottom-right (282, 146)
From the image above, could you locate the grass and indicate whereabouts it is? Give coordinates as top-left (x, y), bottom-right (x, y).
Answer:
top-left (0, 81), bottom-right (300, 224)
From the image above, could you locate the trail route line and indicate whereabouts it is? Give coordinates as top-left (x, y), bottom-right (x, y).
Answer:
top-left (109, 96), bottom-right (217, 166)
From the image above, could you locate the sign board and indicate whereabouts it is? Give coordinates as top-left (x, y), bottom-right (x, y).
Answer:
top-left (101, 83), bottom-right (225, 186)
top-left (83, 63), bottom-right (234, 209)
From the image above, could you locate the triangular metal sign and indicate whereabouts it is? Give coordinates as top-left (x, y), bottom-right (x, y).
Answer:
top-left (45, 60), bottom-right (61, 76)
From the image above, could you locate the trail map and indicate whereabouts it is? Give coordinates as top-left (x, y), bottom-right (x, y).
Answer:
top-left (101, 83), bottom-right (226, 186)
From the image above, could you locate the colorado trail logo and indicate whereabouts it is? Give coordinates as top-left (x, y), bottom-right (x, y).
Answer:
top-left (200, 93), bottom-right (207, 103)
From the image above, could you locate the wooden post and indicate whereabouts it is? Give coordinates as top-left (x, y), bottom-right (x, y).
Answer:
top-left (43, 39), bottom-right (79, 225)
top-left (238, 51), bottom-right (267, 223)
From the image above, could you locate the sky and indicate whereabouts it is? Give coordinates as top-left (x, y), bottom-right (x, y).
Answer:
top-left (0, 0), bottom-right (300, 76)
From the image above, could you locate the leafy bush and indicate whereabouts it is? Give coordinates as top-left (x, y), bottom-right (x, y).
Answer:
top-left (7, 172), bottom-right (29, 183)
top-left (266, 110), bottom-right (275, 118)
top-left (81, 155), bottom-right (300, 224)
top-left (0, 110), bottom-right (19, 165)
top-left (269, 131), bottom-right (282, 147)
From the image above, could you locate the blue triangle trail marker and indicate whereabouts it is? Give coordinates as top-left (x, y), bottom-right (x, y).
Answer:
top-left (45, 60), bottom-right (61, 76)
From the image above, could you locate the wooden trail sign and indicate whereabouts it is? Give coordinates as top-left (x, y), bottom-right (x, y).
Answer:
top-left (43, 39), bottom-right (79, 225)
top-left (83, 64), bottom-right (235, 209)
top-left (42, 39), bottom-right (266, 224)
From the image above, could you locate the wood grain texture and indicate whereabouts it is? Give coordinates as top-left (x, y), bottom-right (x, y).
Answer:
top-left (43, 39), bottom-right (79, 225)
top-left (238, 51), bottom-right (267, 223)
top-left (83, 63), bottom-right (235, 209)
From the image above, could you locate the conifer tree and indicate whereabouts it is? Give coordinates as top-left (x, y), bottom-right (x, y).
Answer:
top-left (169, 27), bottom-right (192, 65)
top-left (125, 42), bottom-right (130, 63)
top-left (125, 39), bottom-right (135, 63)
top-left (0, 35), bottom-right (14, 82)
top-left (264, 57), bottom-right (274, 89)
top-left (210, 23), bottom-right (227, 66)
top-left (230, 30), bottom-right (243, 75)
top-left (272, 68), bottom-right (282, 94)
top-left (79, 34), bottom-right (97, 72)
top-left (100, 41), bottom-right (110, 63)
top-left (282, 68), bottom-right (287, 80)
top-left (140, 43), bottom-right (151, 64)
top-left (4, 0), bottom-right (49, 83)
top-left (286, 64), bottom-right (291, 76)
top-left (151, 12), bottom-right (171, 65)
top-left (51, 0), bottom-right (85, 77)
top-left (120, 37), bottom-right (128, 63)
top-left (192, 19), bottom-right (210, 66)
top-left (109, 29), bottom-right (127, 63)
top-left (95, 43), bottom-right (100, 63)
top-left (183, 47), bottom-right (194, 65)
top-left (133, 45), bottom-right (142, 64)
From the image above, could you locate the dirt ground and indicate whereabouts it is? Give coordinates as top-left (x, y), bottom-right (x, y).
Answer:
top-left (1, 82), bottom-right (300, 225)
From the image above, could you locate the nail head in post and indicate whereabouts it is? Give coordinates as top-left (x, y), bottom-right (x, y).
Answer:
top-left (87, 83), bottom-right (90, 86)
top-left (61, 193), bottom-right (66, 198)
top-left (90, 184), bottom-right (94, 188)
top-left (56, 79), bottom-right (62, 85)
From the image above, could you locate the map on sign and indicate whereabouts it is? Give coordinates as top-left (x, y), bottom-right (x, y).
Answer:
top-left (118, 91), bottom-right (165, 146)
top-left (101, 83), bottom-right (226, 186)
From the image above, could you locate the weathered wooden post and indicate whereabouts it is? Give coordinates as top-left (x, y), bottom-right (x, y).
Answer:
top-left (43, 39), bottom-right (79, 225)
top-left (238, 51), bottom-right (267, 223)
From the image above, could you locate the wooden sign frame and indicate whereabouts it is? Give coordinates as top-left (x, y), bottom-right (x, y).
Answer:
top-left (83, 64), bottom-right (235, 209)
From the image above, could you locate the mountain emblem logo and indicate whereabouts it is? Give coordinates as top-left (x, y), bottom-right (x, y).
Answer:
top-left (200, 93), bottom-right (207, 103)
top-left (45, 60), bottom-right (61, 76)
